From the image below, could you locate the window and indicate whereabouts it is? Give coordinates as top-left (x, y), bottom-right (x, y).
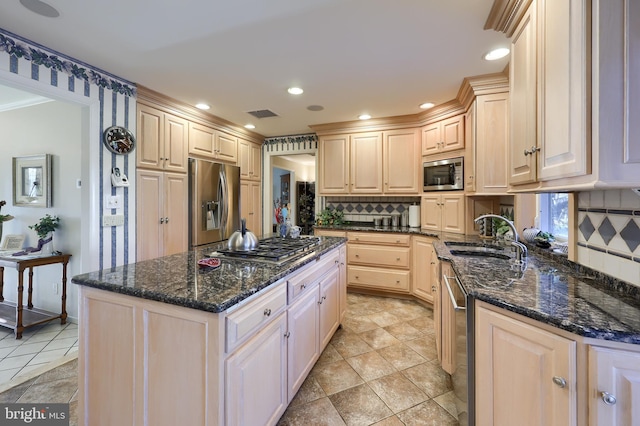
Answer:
top-left (539, 193), bottom-right (569, 241)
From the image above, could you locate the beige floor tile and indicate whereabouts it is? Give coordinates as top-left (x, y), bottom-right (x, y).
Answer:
top-left (377, 343), bottom-right (427, 371)
top-left (16, 375), bottom-right (77, 403)
top-left (330, 331), bottom-right (374, 359)
top-left (35, 358), bottom-right (78, 384)
top-left (371, 416), bottom-right (405, 426)
top-left (278, 397), bottom-right (346, 426)
top-left (408, 316), bottom-right (435, 333)
top-left (343, 316), bottom-right (379, 334)
top-left (23, 331), bottom-right (60, 344)
top-left (366, 311), bottom-right (403, 328)
top-left (43, 337), bottom-right (78, 352)
top-left (26, 348), bottom-right (67, 366)
top-left (404, 335), bottom-right (438, 361)
top-left (346, 351), bottom-right (396, 382)
top-left (289, 375), bottom-right (326, 408)
top-left (396, 400), bottom-right (459, 425)
top-left (312, 360), bottom-right (364, 395)
top-left (328, 384), bottom-right (393, 426)
top-left (316, 343), bottom-right (344, 366)
top-left (358, 328), bottom-right (401, 350)
top-left (433, 390), bottom-right (462, 419)
top-left (402, 361), bottom-right (453, 398)
top-left (0, 354), bottom-right (36, 371)
top-left (0, 377), bottom-right (35, 403)
top-left (7, 341), bottom-right (48, 357)
top-left (383, 322), bottom-right (424, 341)
top-left (368, 371), bottom-right (429, 413)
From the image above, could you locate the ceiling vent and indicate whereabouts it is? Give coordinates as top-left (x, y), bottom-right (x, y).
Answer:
top-left (247, 109), bottom-right (279, 119)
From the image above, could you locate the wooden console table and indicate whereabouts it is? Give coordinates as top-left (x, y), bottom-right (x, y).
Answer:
top-left (0, 253), bottom-right (71, 339)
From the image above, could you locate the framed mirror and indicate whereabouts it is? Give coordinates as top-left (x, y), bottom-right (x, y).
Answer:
top-left (13, 154), bottom-right (52, 207)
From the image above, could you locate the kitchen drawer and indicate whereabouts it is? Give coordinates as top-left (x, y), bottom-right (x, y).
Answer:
top-left (288, 250), bottom-right (339, 302)
top-left (314, 229), bottom-right (347, 238)
top-left (347, 232), bottom-right (410, 246)
top-left (348, 245), bottom-right (410, 269)
top-left (347, 266), bottom-right (410, 292)
top-left (225, 282), bottom-right (287, 353)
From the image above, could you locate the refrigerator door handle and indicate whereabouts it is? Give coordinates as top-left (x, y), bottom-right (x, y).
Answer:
top-left (219, 168), bottom-right (229, 236)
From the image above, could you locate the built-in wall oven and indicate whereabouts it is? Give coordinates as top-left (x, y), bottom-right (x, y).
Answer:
top-left (423, 156), bottom-right (464, 191)
top-left (443, 273), bottom-right (474, 426)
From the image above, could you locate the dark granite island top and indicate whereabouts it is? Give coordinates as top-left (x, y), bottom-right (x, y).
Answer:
top-left (433, 238), bottom-right (640, 345)
top-left (71, 236), bottom-right (346, 313)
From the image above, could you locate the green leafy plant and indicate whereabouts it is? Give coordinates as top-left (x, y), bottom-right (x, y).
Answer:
top-left (315, 208), bottom-right (344, 226)
top-left (29, 214), bottom-right (60, 239)
top-left (534, 231), bottom-right (555, 248)
top-left (0, 200), bottom-right (14, 223)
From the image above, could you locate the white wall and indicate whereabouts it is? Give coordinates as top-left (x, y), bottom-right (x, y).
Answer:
top-left (0, 101), bottom-right (83, 320)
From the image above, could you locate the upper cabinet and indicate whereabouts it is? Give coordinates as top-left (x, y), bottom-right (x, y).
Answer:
top-left (421, 115), bottom-right (464, 156)
top-left (474, 92), bottom-right (510, 195)
top-left (137, 103), bottom-right (189, 173)
top-left (317, 129), bottom-right (420, 196)
top-left (189, 122), bottom-right (238, 163)
top-left (239, 138), bottom-right (262, 181)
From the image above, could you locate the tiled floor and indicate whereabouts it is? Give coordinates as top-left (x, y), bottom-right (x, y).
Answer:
top-left (0, 293), bottom-right (456, 426)
top-left (0, 321), bottom-right (78, 385)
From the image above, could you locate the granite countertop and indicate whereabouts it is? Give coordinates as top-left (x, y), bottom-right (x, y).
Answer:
top-left (71, 236), bottom-right (346, 314)
top-left (432, 238), bottom-right (640, 345)
top-left (314, 222), bottom-right (440, 237)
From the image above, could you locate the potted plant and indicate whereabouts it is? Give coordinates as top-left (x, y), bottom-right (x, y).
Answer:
top-left (0, 200), bottom-right (14, 243)
top-left (315, 208), bottom-right (344, 227)
top-left (29, 214), bottom-right (60, 254)
top-left (534, 231), bottom-right (555, 248)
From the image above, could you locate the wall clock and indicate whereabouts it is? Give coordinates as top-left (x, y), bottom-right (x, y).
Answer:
top-left (103, 125), bottom-right (136, 155)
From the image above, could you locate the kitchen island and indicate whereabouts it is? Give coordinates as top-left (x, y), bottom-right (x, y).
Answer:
top-left (71, 236), bottom-right (346, 426)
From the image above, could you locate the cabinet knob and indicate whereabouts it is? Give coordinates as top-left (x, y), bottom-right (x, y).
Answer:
top-left (552, 376), bottom-right (567, 388)
top-left (600, 391), bottom-right (617, 405)
top-left (396, 280), bottom-right (400, 284)
top-left (263, 308), bottom-right (271, 317)
top-left (318, 299), bottom-right (323, 305)
top-left (284, 331), bottom-right (291, 338)
top-left (355, 254), bottom-right (359, 257)
top-left (430, 261), bottom-right (436, 265)
top-left (165, 217), bottom-right (169, 223)
top-left (396, 257), bottom-right (400, 261)
top-left (160, 218), bottom-right (165, 224)
top-left (355, 276), bottom-right (359, 279)
top-left (301, 284), bottom-right (306, 290)
top-left (432, 285), bottom-right (436, 292)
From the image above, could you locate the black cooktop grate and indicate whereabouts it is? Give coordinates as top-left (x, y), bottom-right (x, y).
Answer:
top-left (216, 237), bottom-right (321, 261)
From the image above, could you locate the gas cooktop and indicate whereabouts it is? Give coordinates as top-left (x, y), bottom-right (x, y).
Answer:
top-left (210, 236), bottom-right (322, 264)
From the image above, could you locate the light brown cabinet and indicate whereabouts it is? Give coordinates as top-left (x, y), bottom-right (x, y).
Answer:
top-left (383, 128), bottom-right (421, 193)
top-left (239, 138), bottom-right (261, 181)
top-left (317, 134), bottom-right (349, 194)
top-left (421, 115), bottom-right (465, 156)
top-left (350, 132), bottom-right (383, 194)
top-left (188, 122), bottom-right (238, 163)
top-left (474, 92), bottom-right (510, 194)
top-left (411, 236), bottom-right (437, 304)
top-left (136, 103), bottom-right (189, 173)
top-left (136, 170), bottom-right (188, 261)
top-left (420, 193), bottom-right (465, 234)
top-left (240, 180), bottom-right (261, 236)
top-left (475, 304), bottom-right (577, 426)
top-left (439, 262), bottom-right (456, 375)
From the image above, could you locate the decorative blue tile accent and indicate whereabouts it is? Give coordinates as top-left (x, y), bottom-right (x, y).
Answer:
top-left (579, 216), bottom-right (596, 241)
top-left (620, 220), bottom-right (640, 252)
top-left (355, 204), bottom-right (363, 213)
top-left (375, 205), bottom-right (384, 213)
top-left (365, 204), bottom-right (373, 213)
top-left (345, 204), bottom-right (354, 212)
top-left (397, 205), bottom-right (406, 213)
top-left (31, 63), bottom-right (39, 80)
top-left (598, 217), bottom-right (617, 245)
top-left (385, 205), bottom-right (394, 213)
top-left (50, 69), bottom-right (57, 86)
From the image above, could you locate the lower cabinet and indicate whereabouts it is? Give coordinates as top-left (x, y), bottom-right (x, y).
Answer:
top-left (588, 346), bottom-right (640, 426)
top-left (475, 303), bottom-right (577, 426)
top-left (411, 236), bottom-right (437, 304)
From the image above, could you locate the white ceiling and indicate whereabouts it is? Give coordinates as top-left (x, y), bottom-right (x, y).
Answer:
top-left (0, 0), bottom-right (509, 137)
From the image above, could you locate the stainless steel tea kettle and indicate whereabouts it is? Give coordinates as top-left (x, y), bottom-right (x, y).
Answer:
top-left (227, 218), bottom-right (259, 251)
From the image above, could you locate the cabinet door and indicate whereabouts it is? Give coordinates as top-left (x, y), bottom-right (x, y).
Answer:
top-left (537, 0), bottom-right (590, 181)
top-left (250, 143), bottom-right (261, 180)
top-left (411, 237), bottom-right (434, 304)
top-left (338, 246), bottom-right (347, 323)
top-left (287, 287), bottom-right (320, 401)
top-left (464, 104), bottom-right (477, 192)
top-left (216, 132), bottom-right (238, 163)
top-left (137, 104), bottom-right (164, 170)
top-left (439, 265), bottom-right (456, 375)
top-left (440, 115), bottom-right (465, 152)
top-left (319, 267), bottom-right (340, 349)
top-left (136, 170), bottom-right (163, 261)
top-left (239, 139), bottom-right (251, 179)
top-left (441, 194), bottom-right (465, 234)
top-left (164, 114), bottom-right (189, 173)
top-left (421, 195), bottom-right (441, 231)
top-left (475, 93), bottom-right (510, 194)
top-left (163, 173), bottom-right (189, 256)
top-left (384, 129), bottom-right (420, 194)
top-left (250, 181), bottom-right (262, 235)
top-left (421, 122), bottom-right (441, 156)
top-left (589, 346), bottom-right (640, 426)
top-left (509, 1), bottom-right (538, 185)
top-left (189, 122), bottom-right (216, 158)
top-left (350, 132), bottom-right (383, 194)
top-left (475, 306), bottom-right (577, 426)
top-left (433, 258), bottom-right (442, 362)
top-left (226, 313), bottom-right (287, 426)
top-left (318, 135), bottom-right (349, 194)
top-left (240, 180), bottom-right (251, 229)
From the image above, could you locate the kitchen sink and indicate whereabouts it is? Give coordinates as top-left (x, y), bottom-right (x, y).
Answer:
top-left (448, 250), bottom-right (511, 260)
top-left (444, 242), bottom-right (512, 260)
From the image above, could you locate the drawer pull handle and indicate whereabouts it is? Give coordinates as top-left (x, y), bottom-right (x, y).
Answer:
top-left (301, 284), bottom-right (306, 290)
top-left (355, 254), bottom-right (359, 258)
top-left (355, 276), bottom-right (359, 279)
top-left (322, 296), bottom-right (327, 300)
top-left (284, 332), bottom-right (291, 338)
top-left (396, 257), bottom-right (400, 261)
top-left (396, 280), bottom-right (400, 284)
top-left (335, 260), bottom-right (339, 264)
top-left (318, 299), bottom-right (323, 305)
top-left (552, 376), bottom-right (566, 388)
top-left (600, 391), bottom-right (617, 405)
top-left (263, 308), bottom-right (272, 317)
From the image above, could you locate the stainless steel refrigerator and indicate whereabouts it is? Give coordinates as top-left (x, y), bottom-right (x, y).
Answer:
top-left (189, 158), bottom-right (240, 248)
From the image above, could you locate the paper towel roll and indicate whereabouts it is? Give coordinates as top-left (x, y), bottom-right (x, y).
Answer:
top-left (409, 205), bottom-right (421, 228)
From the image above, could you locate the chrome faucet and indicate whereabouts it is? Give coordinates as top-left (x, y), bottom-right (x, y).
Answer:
top-left (474, 214), bottom-right (528, 262)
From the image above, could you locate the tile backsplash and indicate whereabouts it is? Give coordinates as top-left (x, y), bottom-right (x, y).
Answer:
top-left (577, 189), bottom-right (640, 286)
top-left (324, 197), bottom-right (421, 222)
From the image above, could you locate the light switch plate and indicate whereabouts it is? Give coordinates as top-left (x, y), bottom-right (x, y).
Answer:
top-left (103, 214), bottom-right (125, 227)
top-left (105, 195), bottom-right (122, 209)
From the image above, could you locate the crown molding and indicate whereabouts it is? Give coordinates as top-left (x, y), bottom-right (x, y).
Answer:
top-left (484, 0), bottom-right (532, 37)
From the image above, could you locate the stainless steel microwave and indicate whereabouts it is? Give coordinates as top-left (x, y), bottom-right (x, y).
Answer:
top-left (423, 157), bottom-right (464, 191)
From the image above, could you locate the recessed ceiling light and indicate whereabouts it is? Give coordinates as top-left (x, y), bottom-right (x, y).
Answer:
top-left (287, 87), bottom-right (304, 95)
top-left (195, 103), bottom-right (210, 110)
top-left (307, 105), bottom-right (324, 112)
top-left (20, 0), bottom-right (59, 17)
top-left (358, 114), bottom-right (371, 120)
top-left (419, 102), bottom-right (435, 109)
top-left (483, 48), bottom-right (510, 61)
top-left (244, 124), bottom-right (256, 129)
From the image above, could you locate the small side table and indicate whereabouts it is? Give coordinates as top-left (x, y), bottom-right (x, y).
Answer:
top-left (0, 253), bottom-right (71, 339)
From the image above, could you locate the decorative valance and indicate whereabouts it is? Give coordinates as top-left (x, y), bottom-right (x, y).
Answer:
top-left (264, 134), bottom-right (317, 152)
